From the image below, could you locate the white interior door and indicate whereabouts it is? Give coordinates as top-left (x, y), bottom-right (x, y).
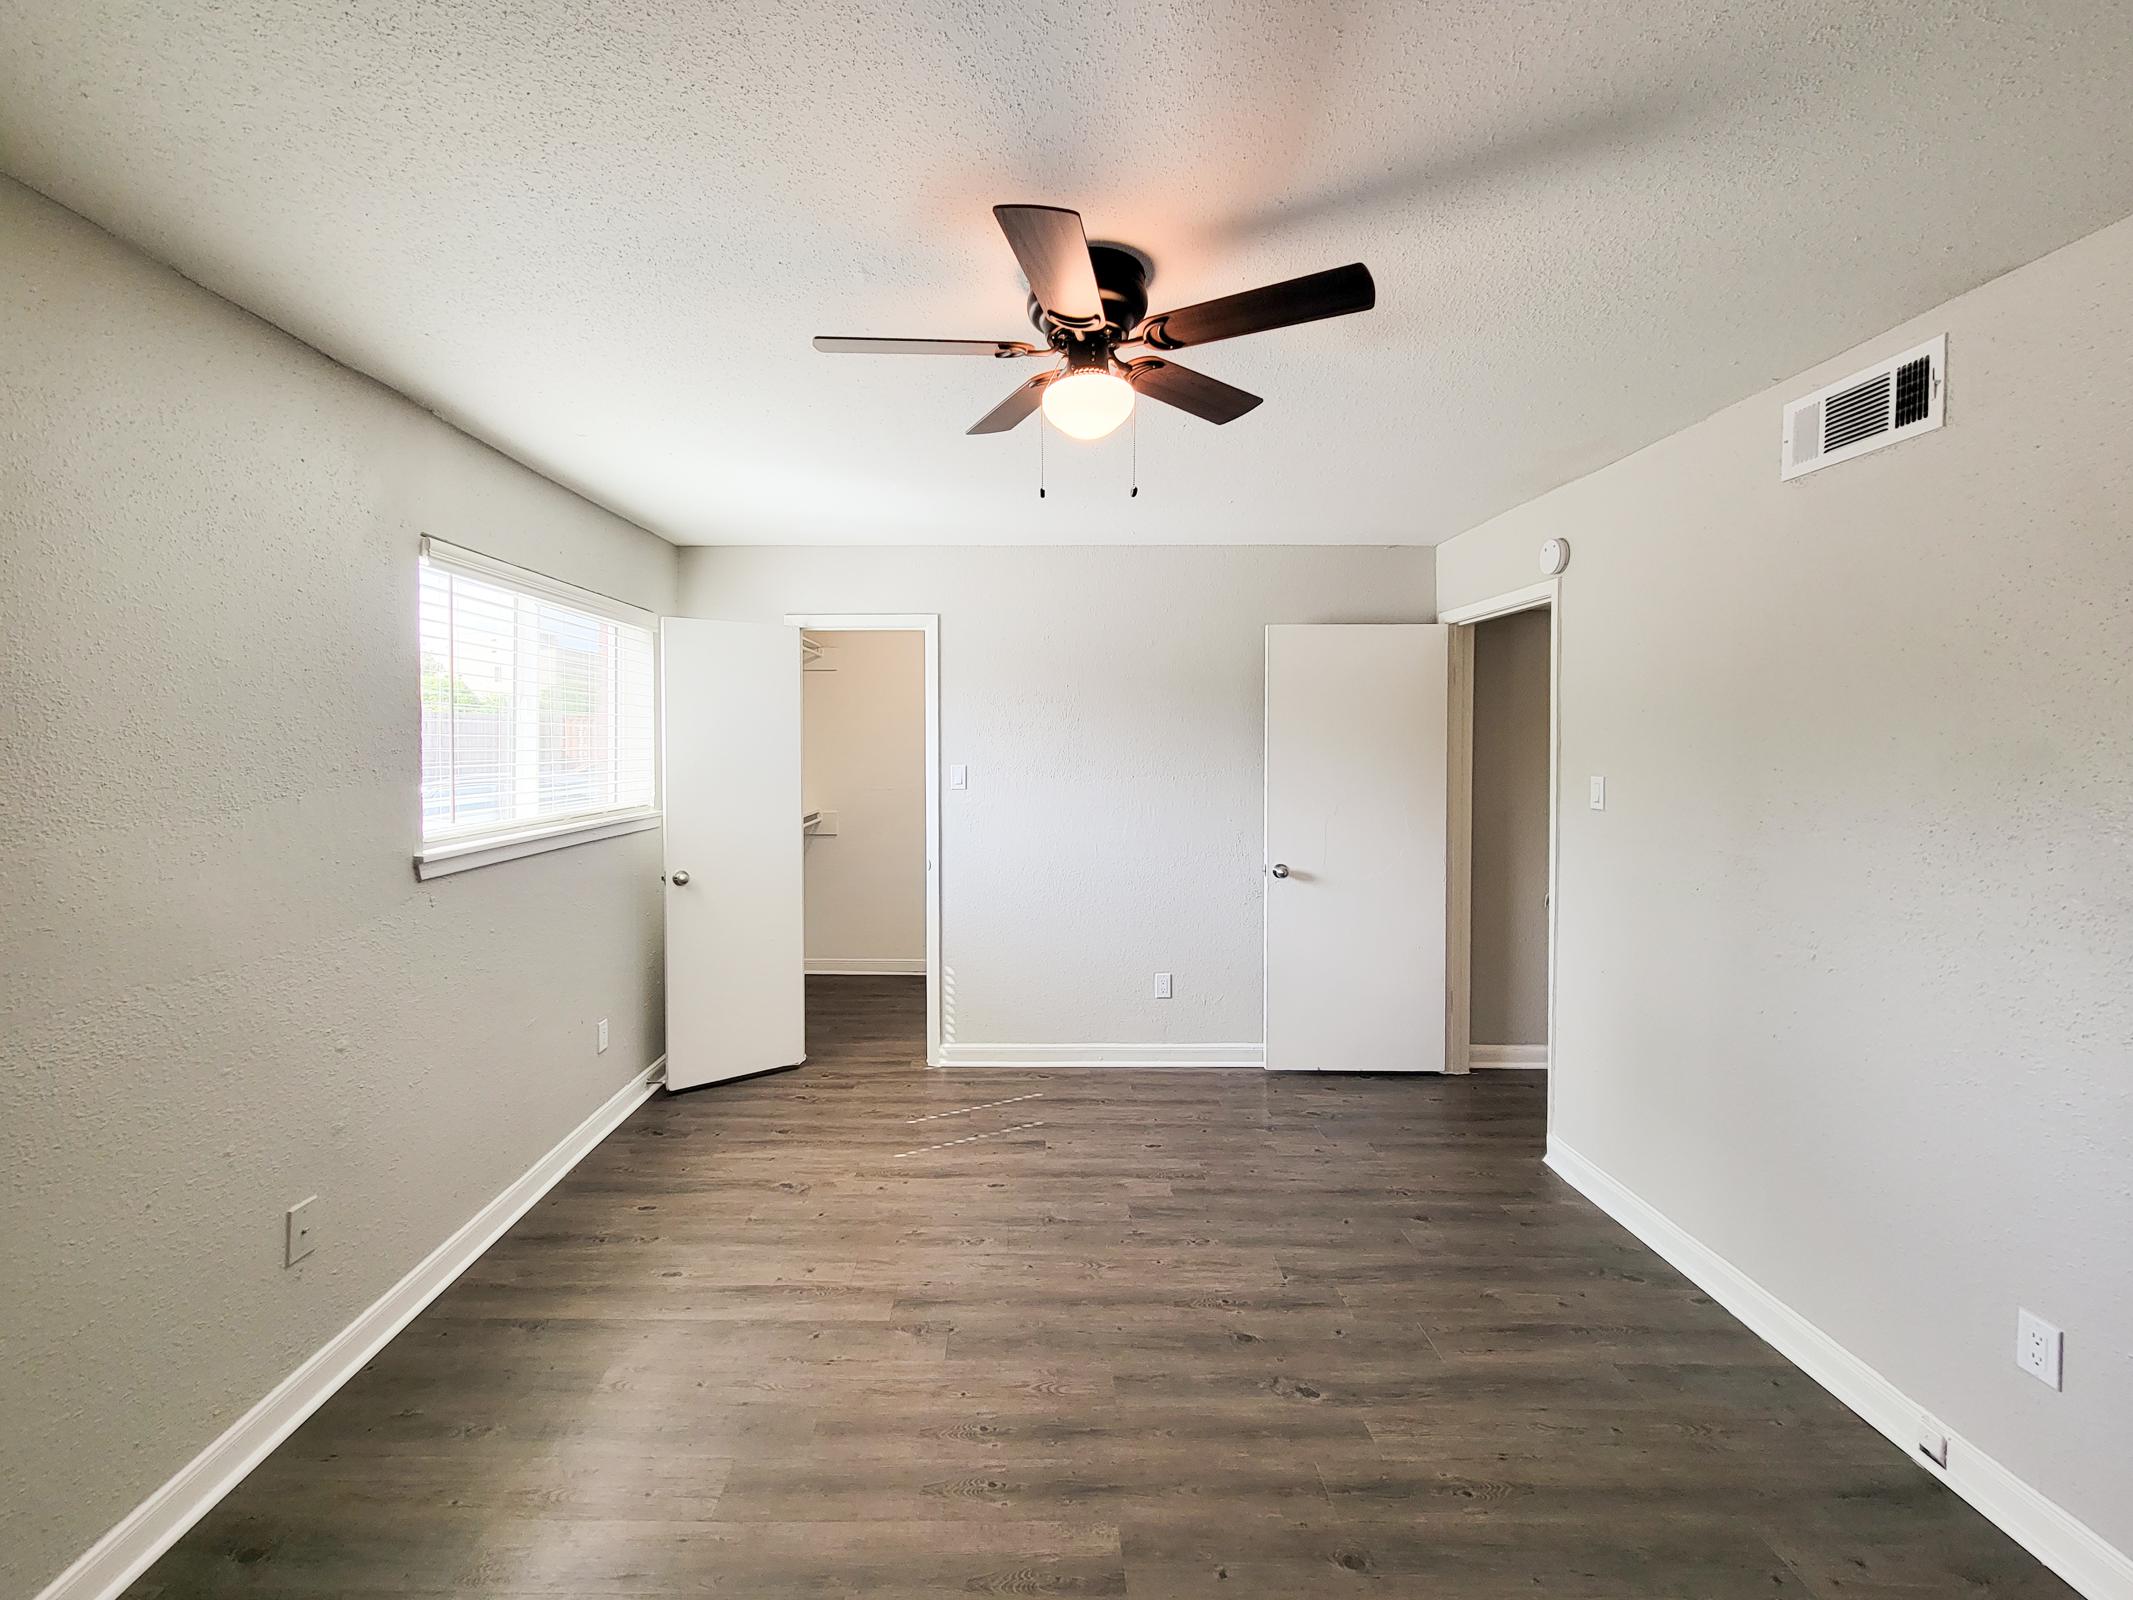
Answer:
top-left (1264, 624), bottom-right (1450, 1073)
top-left (662, 619), bottom-right (805, 1091)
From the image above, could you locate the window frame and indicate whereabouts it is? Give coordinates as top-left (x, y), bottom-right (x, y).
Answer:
top-left (413, 537), bottom-right (661, 880)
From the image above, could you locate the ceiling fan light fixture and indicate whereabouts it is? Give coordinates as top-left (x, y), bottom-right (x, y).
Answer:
top-left (1041, 365), bottom-right (1135, 441)
top-left (816, 203), bottom-right (1376, 443)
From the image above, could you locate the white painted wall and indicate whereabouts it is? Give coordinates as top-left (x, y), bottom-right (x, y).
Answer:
top-left (0, 179), bottom-right (679, 1597)
top-left (1469, 608), bottom-right (1552, 1048)
top-left (803, 629), bottom-right (926, 971)
top-left (679, 546), bottom-right (1436, 1048)
top-left (1436, 213), bottom-right (2133, 1566)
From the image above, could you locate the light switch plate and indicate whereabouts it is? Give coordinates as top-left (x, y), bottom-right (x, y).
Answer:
top-left (285, 1197), bottom-right (318, 1267)
top-left (597, 1018), bottom-right (609, 1054)
top-left (1589, 775), bottom-right (1607, 811)
top-left (949, 764), bottom-right (967, 791)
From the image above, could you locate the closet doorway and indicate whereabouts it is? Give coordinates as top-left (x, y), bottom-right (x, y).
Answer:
top-left (1441, 578), bottom-right (1560, 1090)
top-left (787, 614), bottom-right (942, 1065)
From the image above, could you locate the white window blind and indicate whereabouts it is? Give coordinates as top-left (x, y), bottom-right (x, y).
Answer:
top-left (418, 540), bottom-right (656, 848)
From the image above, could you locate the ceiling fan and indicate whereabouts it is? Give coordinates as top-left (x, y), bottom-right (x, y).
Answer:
top-left (814, 204), bottom-right (1376, 441)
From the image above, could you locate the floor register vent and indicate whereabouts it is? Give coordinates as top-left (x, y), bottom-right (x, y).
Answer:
top-left (1782, 334), bottom-right (1945, 479)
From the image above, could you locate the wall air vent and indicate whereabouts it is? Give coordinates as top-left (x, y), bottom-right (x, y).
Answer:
top-left (1782, 334), bottom-right (1945, 480)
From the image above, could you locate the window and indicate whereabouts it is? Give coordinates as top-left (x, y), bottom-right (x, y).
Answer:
top-left (416, 539), bottom-right (657, 876)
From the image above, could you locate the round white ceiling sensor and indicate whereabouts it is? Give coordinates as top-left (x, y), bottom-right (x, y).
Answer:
top-left (1540, 538), bottom-right (1571, 575)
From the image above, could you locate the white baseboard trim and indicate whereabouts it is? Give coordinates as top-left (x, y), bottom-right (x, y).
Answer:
top-left (938, 1041), bottom-right (1265, 1069)
top-left (1470, 1042), bottom-right (1549, 1068)
top-left (806, 957), bottom-right (926, 976)
top-left (1545, 1136), bottom-right (2132, 1600)
top-left (34, 1056), bottom-right (666, 1600)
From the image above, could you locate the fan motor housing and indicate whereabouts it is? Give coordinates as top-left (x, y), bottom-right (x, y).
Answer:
top-left (1029, 243), bottom-right (1150, 346)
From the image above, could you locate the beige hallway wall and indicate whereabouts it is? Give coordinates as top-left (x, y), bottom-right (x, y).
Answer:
top-left (1469, 607), bottom-right (1552, 1049)
top-left (803, 629), bottom-right (926, 970)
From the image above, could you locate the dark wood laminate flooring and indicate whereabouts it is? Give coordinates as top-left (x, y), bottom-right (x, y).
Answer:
top-left (132, 977), bottom-right (2073, 1598)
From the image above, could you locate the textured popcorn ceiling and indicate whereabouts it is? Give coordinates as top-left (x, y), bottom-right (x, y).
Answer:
top-left (4, 1), bottom-right (2132, 545)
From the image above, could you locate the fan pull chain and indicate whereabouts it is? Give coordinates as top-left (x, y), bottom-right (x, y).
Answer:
top-left (1038, 413), bottom-right (1046, 499)
top-left (1130, 405), bottom-right (1139, 498)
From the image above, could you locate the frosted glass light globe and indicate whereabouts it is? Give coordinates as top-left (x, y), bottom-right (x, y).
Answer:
top-left (1041, 368), bottom-right (1135, 441)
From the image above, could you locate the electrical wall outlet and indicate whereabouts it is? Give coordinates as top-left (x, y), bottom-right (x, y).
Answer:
top-left (1154, 972), bottom-right (1173, 1000)
top-left (285, 1197), bottom-right (318, 1267)
top-left (2016, 1309), bottom-right (2063, 1389)
top-left (597, 1018), bottom-right (610, 1054)
top-left (1916, 1412), bottom-right (1949, 1468)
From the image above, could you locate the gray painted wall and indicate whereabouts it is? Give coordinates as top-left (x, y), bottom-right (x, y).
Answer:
top-left (1470, 608), bottom-right (1551, 1048)
top-left (678, 545), bottom-right (1436, 1048)
top-left (1437, 212), bottom-right (2133, 1555)
top-left (0, 179), bottom-right (679, 1596)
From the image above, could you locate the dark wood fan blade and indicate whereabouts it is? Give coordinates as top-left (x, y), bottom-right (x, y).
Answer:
top-left (1125, 358), bottom-right (1263, 424)
top-left (813, 336), bottom-right (1042, 356)
top-left (967, 372), bottom-right (1052, 434)
top-left (1140, 263), bottom-right (1375, 349)
top-left (993, 205), bottom-right (1103, 326)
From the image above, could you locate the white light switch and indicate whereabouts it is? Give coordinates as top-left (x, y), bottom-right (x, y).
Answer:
top-left (1589, 775), bottom-right (1607, 811)
top-left (949, 764), bottom-right (967, 791)
top-left (285, 1197), bottom-right (318, 1267)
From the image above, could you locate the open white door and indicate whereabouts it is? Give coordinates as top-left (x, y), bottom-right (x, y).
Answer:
top-left (1264, 624), bottom-right (1450, 1073)
top-left (662, 619), bottom-right (805, 1091)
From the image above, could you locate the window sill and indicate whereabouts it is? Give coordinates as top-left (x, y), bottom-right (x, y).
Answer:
top-left (415, 811), bottom-right (662, 880)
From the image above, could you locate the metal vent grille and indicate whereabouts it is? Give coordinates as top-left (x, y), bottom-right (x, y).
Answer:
top-left (1822, 372), bottom-right (1893, 451)
top-left (1782, 335), bottom-right (1945, 480)
top-left (1893, 355), bottom-right (1932, 427)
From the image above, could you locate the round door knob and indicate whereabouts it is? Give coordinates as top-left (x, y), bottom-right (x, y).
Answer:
top-left (1270, 863), bottom-right (1290, 879)
top-left (669, 869), bottom-right (691, 886)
